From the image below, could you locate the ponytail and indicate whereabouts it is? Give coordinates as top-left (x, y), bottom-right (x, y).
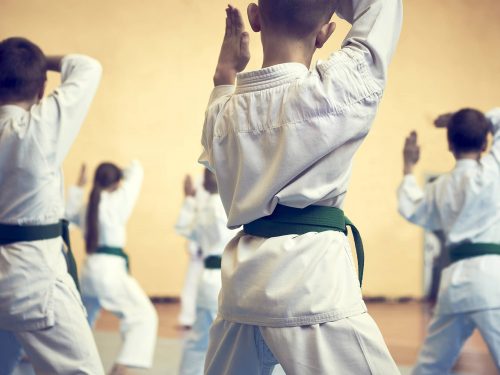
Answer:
top-left (85, 162), bottom-right (123, 254)
top-left (85, 186), bottom-right (102, 253)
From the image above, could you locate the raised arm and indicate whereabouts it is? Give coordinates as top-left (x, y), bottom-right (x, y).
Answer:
top-left (213, 5), bottom-right (250, 87)
top-left (175, 175), bottom-right (199, 241)
top-left (115, 160), bottom-right (144, 220)
top-left (336, 0), bottom-right (403, 85)
top-left (65, 164), bottom-right (88, 227)
top-left (483, 108), bottom-right (500, 168)
top-left (35, 54), bottom-right (102, 166)
top-left (398, 132), bottom-right (441, 231)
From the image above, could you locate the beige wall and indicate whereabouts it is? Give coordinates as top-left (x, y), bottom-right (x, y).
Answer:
top-left (2, 0), bottom-right (500, 297)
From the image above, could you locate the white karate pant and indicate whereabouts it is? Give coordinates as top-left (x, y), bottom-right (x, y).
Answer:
top-left (81, 255), bottom-right (158, 369)
top-left (179, 254), bottom-right (204, 327)
top-left (179, 307), bottom-right (216, 375)
top-left (0, 279), bottom-right (104, 375)
top-left (205, 312), bottom-right (399, 375)
top-left (413, 309), bottom-right (500, 375)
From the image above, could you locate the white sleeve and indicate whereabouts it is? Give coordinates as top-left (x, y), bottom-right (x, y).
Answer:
top-left (65, 186), bottom-right (85, 227)
top-left (199, 86), bottom-right (235, 170)
top-left (334, 0), bottom-right (403, 86)
top-left (397, 175), bottom-right (442, 231)
top-left (115, 160), bottom-right (144, 220)
top-left (175, 196), bottom-right (198, 242)
top-left (33, 54), bottom-right (102, 166)
top-left (483, 108), bottom-right (500, 169)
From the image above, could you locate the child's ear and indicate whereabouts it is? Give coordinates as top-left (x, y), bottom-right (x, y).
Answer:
top-left (37, 81), bottom-right (46, 101)
top-left (315, 22), bottom-right (336, 49)
top-left (482, 139), bottom-right (488, 152)
top-left (247, 3), bottom-right (261, 32)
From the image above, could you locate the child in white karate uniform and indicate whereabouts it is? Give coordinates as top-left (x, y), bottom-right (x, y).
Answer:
top-left (0, 38), bottom-right (104, 375)
top-left (175, 169), bottom-right (238, 375)
top-left (177, 176), bottom-right (209, 329)
top-left (399, 108), bottom-right (500, 374)
top-left (200, 1), bottom-right (403, 373)
top-left (66, 162), bottom-right (158, 375)
top-left (178, 241), bottom-right (204, 328)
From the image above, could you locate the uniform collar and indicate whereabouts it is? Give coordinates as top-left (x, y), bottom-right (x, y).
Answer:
top-left (0, 105), bottom-right (29, 118)
top-left (235, 63), bottom-right (309, 94)
top-left (455, 159), bottom-right (480, 169)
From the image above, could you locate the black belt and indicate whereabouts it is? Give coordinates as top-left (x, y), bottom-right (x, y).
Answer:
top-left (204, 255), bottom-right (222, 269)
top-left (0, 220), bottom-right (80, 291)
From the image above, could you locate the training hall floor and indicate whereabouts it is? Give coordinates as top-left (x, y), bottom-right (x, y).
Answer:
top-left (13, 301), bottom-right (496, 374)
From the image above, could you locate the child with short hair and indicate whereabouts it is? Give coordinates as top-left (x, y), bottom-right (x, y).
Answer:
top-left (0, 37), bottom-right (104, 374)
top-left (200, 1), bottom-right (403, 373)
top-left (399, 108), bottom-right (500, 374)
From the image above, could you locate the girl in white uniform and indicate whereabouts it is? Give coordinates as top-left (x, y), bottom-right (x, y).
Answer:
top-left (66, 161), bottom-right (158, 375)
top-left (175, 169), bottom-right (237, 375)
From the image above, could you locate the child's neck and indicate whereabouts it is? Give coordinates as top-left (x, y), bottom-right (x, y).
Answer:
top-left (261, 35), bottom-right (315, 69)
top-left (0, 98), bottom-right (37, 111)
top-left (455, 152), bottom-right (481, 161)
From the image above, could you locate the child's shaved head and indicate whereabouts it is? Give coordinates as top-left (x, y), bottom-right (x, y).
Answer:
top-left (258, 0), bottom-right (337, 38)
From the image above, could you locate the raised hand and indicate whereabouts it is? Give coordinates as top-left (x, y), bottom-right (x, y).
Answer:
top-left (214, 5), bottom-right (251, 86)
top-left (184, 175), bottom-right (196, 197)
top-left (403, 131), bottom-right (420, 175)
top-left (434, 113), bottom-right (453, 128)
top-left (77, 163), bottom-right (88, 187)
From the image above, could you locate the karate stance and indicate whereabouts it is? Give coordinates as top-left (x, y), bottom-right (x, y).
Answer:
top-left (200, 1), bottom-right (403, 373)
top-left (0, 37), bottom-right (104, 374)
top-left (66, 162), bottom-right (158, 375)
top-left (399, 109), bottom-right (500, 374)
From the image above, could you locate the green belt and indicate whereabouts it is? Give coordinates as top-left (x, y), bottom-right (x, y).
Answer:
top-left (96, 246), bottom-right (130, 271)
top-left (449, 242), bottom-right (500, 263)
top-left (0, 220), bottom-right (80, 291)
top-left (243, 205), bottom-right (365, 286)
top-left (204, 255), bottom-right (222, 269)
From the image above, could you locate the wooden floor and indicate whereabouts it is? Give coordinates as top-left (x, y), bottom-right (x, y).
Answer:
top-left (95, 301), bottom-right (498, 374)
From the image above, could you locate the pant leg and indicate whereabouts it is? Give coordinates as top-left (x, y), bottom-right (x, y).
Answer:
top-left (412, 312), bottom-right (475, 375)
top-left (204, 317), bottom-right (278, 375)
top-left (179, 255), bottom-right (203, 326)
top-left (0, 330), bottom-right (23, 375)
top-left (179, 307), bottom-right (216, 375)
top-left (260, 312), bottom-right (399, 375)
top-left (470, 309), bottom-right (500, 372)
top-left (14, 279), bottom-right (105, 375)
top-left (97, 275), bottom-right (158, 369)
top-left (81, 295), bottom-right (101, 328)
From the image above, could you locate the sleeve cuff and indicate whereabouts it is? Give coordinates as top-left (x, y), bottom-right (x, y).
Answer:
top-left (209, 85), bottom-right (235, 105)
top-left (486, 108), bottom-right (500, 133)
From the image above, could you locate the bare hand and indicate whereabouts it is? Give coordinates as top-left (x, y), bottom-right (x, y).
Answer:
top-left (184, 175), bottom-right (196, 197)
top-left (213, 5), bottom-right (250, 86)
top-left (403, 131), bottom-right (420, 175)
top-left (434, 113), bottom-right (453, 128)
top-left (77, 164), bottom-right (88, 187)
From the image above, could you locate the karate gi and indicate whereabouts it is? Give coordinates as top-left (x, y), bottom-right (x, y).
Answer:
top-left (177, 185), bottom-right (209, 328)
top-left (199, 0), bottom-right (403, 373)
top-left (66, 161), bottom-right (158, 369)
top-left (0, 55), bottom-right (104, 375)
top-left (176, 193), bottom-right (237, 375)
top-left (398, 108), bottom-right (500, 374)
